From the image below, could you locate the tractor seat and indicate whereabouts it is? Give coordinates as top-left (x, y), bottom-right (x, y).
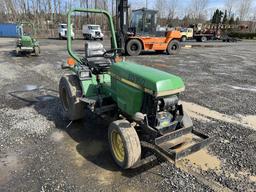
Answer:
top-left (85, 41), bottom-right (111, 74)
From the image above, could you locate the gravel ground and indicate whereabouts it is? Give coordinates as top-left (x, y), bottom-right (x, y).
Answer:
top-left (0, 38), bottom-right (255, 191)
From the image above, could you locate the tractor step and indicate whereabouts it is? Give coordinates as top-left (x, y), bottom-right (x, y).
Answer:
top-left (154, 127), bottom-right (213, 161)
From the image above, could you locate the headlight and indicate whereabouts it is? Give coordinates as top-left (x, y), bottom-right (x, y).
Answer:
top-left (79, 70), bottom-right (91, 79)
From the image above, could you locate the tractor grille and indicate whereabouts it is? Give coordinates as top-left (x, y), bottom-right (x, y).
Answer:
top-left (95, 31), bottom-right (100, 37)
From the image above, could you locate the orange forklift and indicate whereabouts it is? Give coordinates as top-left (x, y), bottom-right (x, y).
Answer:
top-left (115, 0), bottom-right (182, 56)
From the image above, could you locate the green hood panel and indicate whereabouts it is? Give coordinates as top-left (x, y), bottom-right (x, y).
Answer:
top-left (21, 36), bottom-right (33, 46)
top-left (110, 62), bottom-right (185, 95)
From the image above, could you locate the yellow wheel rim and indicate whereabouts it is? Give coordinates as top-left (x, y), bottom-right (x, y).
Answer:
top-left (111, 131), bottom-right (125, 162)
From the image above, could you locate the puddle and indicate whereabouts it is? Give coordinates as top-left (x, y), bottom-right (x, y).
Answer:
top-left (229, 85), bottom-right (256, 93)
top-left (181, 149), bottom-right (221, 171)
top-left (37, 95), bottom-right (56, 101)
top-left (182, 101), bottom-right (256, 130)
top-left (0, 152), bottom-right (23, 185)
top-left (23, 84), bottom-right (39, 91)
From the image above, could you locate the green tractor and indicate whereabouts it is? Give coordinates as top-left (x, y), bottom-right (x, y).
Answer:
top-left (16, 22), bottom-right (40, 56)
top-left (59, 9), bottom-right (212, 169)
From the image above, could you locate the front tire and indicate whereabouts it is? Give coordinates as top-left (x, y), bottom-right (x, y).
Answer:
top-left (59, 75), bottom-right (85, 121)
top-left (108, 120), bottom-right (141, 169)
top-left (16, 47), bottom-right (21, 56)
top-left (34, 46), bottom-right (40, 56)
top-left (126, 39), bottom-right (142, 56)
top-left (167, 40), bottom-right (181, 55)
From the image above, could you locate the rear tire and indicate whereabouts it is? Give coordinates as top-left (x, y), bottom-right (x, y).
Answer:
top-left (181, 36), bottom-right (187, 42)
top-left (108, 120), bottom-right (141, 169)
top-left (201, 36), bottom-right (207, 42)
top-left (167, 40), bottom-right (181, 55)
top-left (59, 75), bottom-right (85, 121)
top-left (126, 39), bottom-right (142, 56)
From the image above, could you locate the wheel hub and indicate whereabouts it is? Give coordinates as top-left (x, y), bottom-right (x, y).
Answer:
top-left (111, 131), bottom-right (125, 162)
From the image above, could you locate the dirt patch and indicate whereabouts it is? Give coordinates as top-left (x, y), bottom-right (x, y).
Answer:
top-left (182, 101), bottom-right (256, 130)
top-left (96, 169), bottom-right (116, 185)
top-left (241, 115), bottom-right (256, 129)
top-left (50, 131), bottom-right (65, 142)
top-left (179, 149), bottom-right (221, 171)
top-left (0, 152), bottom-right (23, 185)
top-left (249, 175), bottom-right (256, 182)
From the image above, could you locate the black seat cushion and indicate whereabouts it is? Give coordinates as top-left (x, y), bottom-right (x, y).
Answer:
top-left (84, 41), bottom-right (112, 74)
top-left (87, 57), bottom-right (111, 74)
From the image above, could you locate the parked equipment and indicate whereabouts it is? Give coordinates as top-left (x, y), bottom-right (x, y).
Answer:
top-left (16, 22), bottom-right (40, 56)
top-left (60, 8), bottom-right (212, 169)
top-left (58, 23), bottom-right (75, 40)
top-left (82, 24), bottom-right (104, 40)
top-left (115, 0), bottom-right (182, 56)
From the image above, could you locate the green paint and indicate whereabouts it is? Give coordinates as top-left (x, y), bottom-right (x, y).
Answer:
top-left (81, 74), bottom-right (111, 97)
top-left (64, 8), bottom-right (185, 117)
top-left (111, 62), bottom-right (185, 93)
top-left (18, 21), bottom-right (39, 49)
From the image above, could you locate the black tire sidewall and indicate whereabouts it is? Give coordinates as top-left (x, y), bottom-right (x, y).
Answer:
top-left (167, 40), bottom-right (181, 55)
top-left (201, 36), bottom-right (207, 42)
top-left (59, 75), bottom-right (84, 121)
top-left (108, 120), bottom-right (141, 169)
top-left (126, 39), bottom-right (142, 56)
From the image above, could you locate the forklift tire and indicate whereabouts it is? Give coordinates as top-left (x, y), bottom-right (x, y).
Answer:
top-left (167, 40), bottom-right (181, 55)
top-left (126, 39), bottom-right (142, 56)
top-left (59, 75), bottom-right (85, 121)
top-left (34, 46), bottom-right (40, 56)
top-left (108, 120), bottom-right (141, 169)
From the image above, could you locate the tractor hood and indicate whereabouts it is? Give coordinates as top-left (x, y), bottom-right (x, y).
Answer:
top-left (111, 62), bottom-right (185, 97)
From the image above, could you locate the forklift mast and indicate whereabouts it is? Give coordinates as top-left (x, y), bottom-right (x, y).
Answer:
top-left (116, 0), bottom-right (129, 50)
top-left (116, 0), bottom-right (129, 34)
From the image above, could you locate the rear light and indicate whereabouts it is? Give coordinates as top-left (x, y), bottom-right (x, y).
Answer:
top-left (67, 57), bottom-right (76, 66)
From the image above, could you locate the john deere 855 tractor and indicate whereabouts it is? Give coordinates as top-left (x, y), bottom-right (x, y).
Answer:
top-left (16, 22), bottom-right (40, 56)
top-left (59, 9), bottom-right (212, 169)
